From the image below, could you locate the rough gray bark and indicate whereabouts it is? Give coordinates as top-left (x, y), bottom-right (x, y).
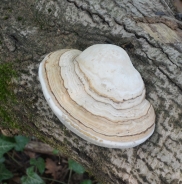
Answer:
top-left (0, 0), bottom-right (182, 183)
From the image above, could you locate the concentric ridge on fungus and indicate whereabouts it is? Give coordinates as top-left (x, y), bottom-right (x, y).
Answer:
top-left (39, 44), bottom-right (155, 148)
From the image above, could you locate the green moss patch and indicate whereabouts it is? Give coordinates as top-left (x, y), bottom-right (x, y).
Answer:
top-left (0, 63), bottom-right (18, 128)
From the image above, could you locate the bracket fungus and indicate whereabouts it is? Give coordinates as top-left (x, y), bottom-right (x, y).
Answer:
top-left (39, 44), bottom-right (155, 149)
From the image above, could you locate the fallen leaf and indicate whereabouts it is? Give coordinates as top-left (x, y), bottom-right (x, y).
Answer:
top-left (12, 176), bottom-right (21, 183)
top-left (24, 150), bottom-right (36, 158)
top-left (45, 158), bottom-right (62, 179)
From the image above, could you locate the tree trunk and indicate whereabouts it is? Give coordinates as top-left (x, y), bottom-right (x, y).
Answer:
top-left (0, 0), bottom-right (182, 183)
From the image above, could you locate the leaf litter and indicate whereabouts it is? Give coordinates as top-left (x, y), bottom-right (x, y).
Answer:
top-left (0, 137), bottom-right (98, 184)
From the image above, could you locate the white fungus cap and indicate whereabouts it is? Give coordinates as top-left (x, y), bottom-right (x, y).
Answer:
top-left (39, 44), bottom-right (155, 149)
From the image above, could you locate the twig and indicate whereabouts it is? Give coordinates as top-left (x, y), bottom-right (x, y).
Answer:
top-left (25, 141), bottom-right (65, 156)
top-left (42, 177), bottom-right (67, 184)
top-left (7, 152), bottom-right (22, 167)
top-left (68, 169), bottom-right (72, 184)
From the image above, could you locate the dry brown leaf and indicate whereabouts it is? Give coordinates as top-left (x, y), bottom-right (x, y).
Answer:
top-left (45, 158), bottom-right (62, 179)
top-left (24, 150), bottom-right (36, 158)
top-left (11, 176), bottom-right (21, 184)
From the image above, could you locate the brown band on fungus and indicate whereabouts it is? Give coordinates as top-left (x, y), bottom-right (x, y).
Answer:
top-left (39, 45), bottom-right (155, 148)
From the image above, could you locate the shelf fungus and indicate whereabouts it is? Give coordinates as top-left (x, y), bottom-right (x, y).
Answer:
top-left (39, 44), bottom-right (155, 149)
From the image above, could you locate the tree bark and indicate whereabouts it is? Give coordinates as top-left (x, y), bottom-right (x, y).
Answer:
top-left (0, 0), bottom-right (182, 183)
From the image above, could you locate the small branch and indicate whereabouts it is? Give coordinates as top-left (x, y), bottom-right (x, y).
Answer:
top-left (25, 141), bottom-right (64, 156)
top-left (7, 152), bottom-right (22, 167)
top-left (68, 169), bottom-right (72, 184)
top-left (42, 177), bottom-right (67, 184)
